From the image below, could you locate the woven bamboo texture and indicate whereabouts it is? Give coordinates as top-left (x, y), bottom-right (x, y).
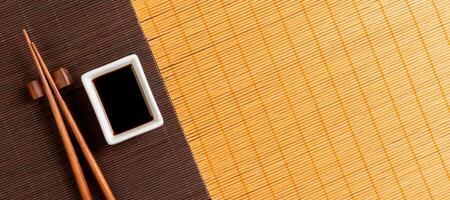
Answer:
top-left (133, 0), bottom-right (450, 199)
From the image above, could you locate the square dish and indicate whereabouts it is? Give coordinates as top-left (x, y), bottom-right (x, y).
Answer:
top-left (82, 54), bottom-right (163, 145)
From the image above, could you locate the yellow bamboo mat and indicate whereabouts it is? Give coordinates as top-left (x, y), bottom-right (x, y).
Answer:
top-left (132, 0), bottom-right (450, 199)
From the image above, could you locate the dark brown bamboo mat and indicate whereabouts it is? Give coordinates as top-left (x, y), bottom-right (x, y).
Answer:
top-left (0, 0), bottom-right (209, 199)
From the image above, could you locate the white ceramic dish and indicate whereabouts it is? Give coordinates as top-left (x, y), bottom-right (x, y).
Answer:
top-left (82, 54), bottom-right (163, 145)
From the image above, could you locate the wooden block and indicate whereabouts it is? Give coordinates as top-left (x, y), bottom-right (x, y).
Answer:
top-left (27, 68), bottom-right (72, 100)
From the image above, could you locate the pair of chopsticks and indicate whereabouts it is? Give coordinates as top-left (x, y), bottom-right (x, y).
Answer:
top-left (23, 30), bottom-right (115, 200)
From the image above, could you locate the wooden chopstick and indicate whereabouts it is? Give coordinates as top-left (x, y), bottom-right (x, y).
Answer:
top-left (31, 42), bottom-right (116, 200)
top-left (23, 30), bottom-right (92, 200)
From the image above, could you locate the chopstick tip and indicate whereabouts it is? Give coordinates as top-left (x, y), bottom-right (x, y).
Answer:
top-left (23, 29), bottom-right (31, 44)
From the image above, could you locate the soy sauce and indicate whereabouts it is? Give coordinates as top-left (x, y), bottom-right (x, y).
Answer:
top-left (93, 65), bottom-right (153, 134)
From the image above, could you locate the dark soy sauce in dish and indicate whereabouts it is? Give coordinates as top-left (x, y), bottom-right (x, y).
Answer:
top-left (93, 65), bottom-right (153, 134)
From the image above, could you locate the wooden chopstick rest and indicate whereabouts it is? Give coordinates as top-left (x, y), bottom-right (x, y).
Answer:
top-left (27, 67), bottom-right (72, 100)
